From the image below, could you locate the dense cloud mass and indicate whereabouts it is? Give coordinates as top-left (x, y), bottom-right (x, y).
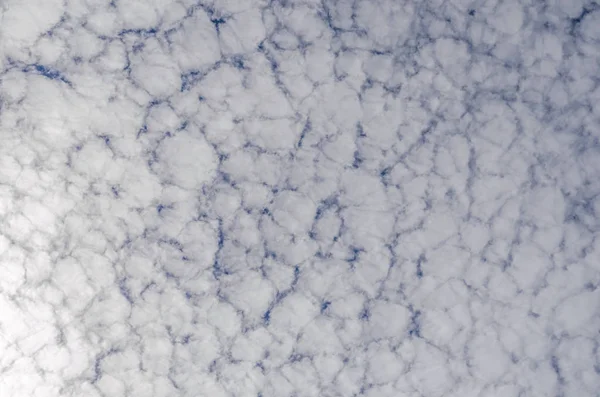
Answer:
top-left (0, 0), bottom-right (599, 396)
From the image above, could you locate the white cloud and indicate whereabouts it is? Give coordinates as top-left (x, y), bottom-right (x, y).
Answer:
top-left (1, 0), bottom-right (597, 396)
